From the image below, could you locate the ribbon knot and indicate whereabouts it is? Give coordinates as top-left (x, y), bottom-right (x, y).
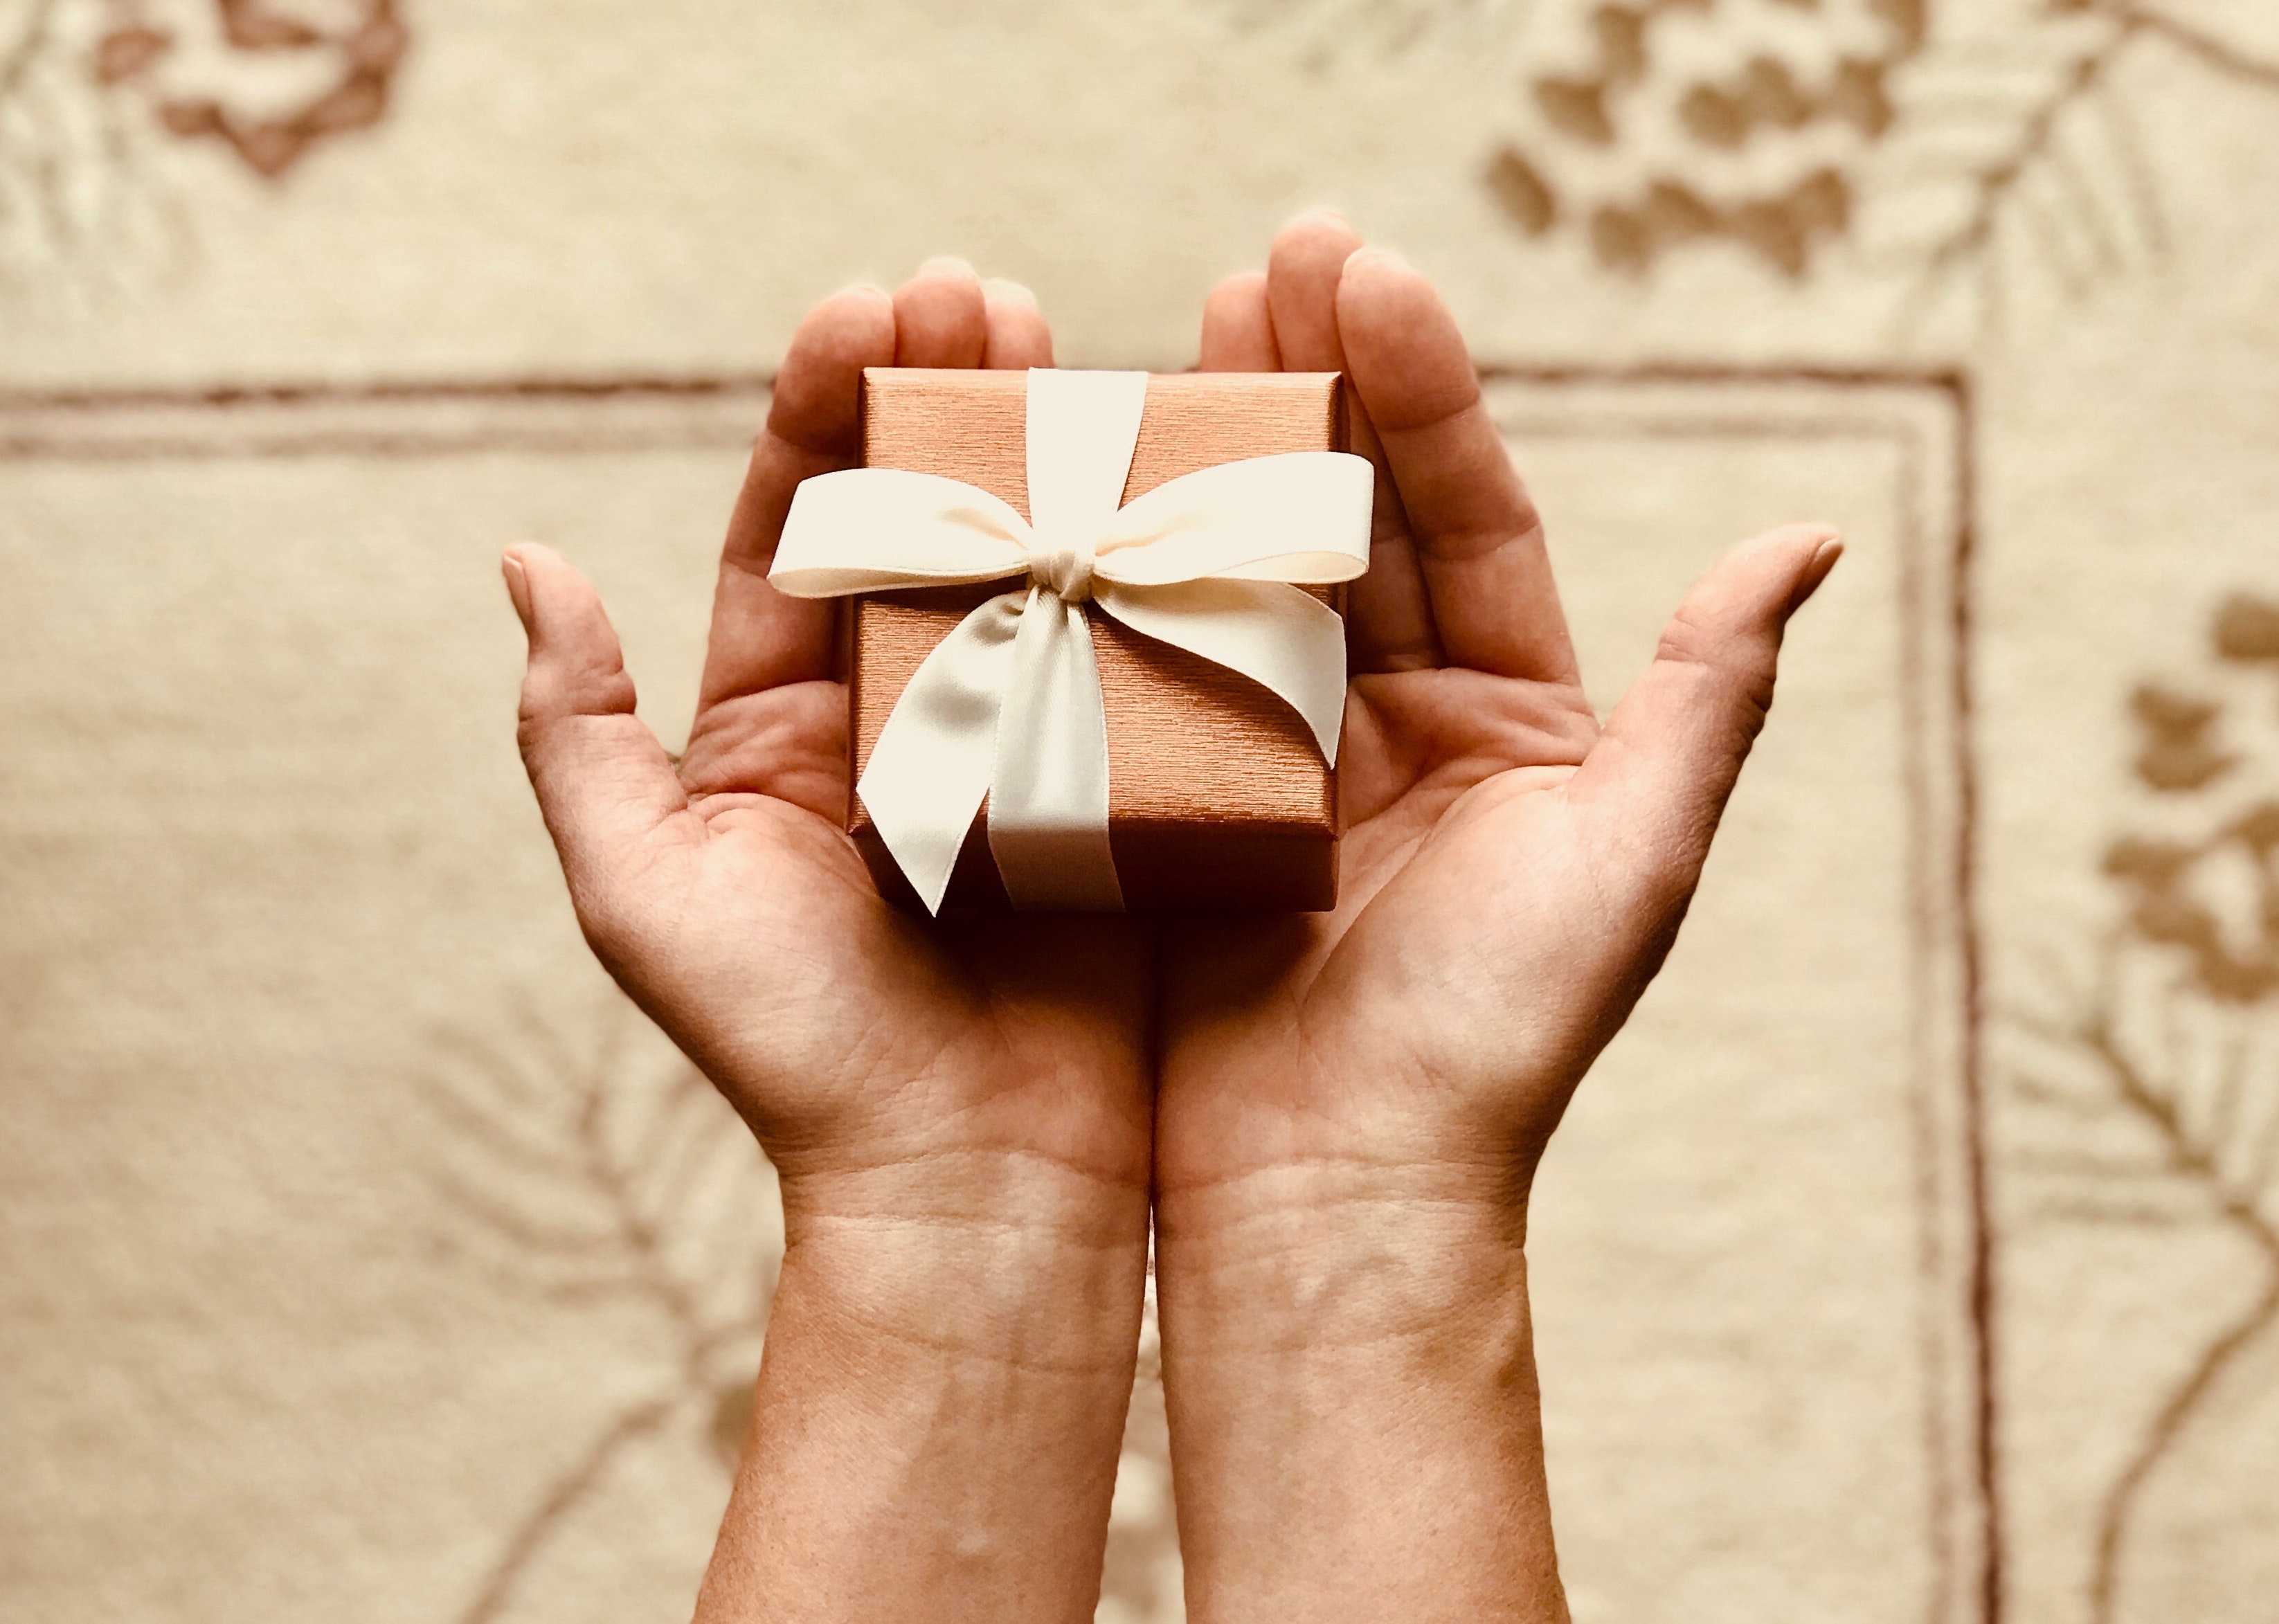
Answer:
top-left (1029, 540), bottom-right (1095, 603)
top-left (770, 368), bottom-right (1373, 914)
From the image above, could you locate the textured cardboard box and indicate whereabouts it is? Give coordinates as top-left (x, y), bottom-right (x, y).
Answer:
top-left (850, 368), bottom-right (1349, 910)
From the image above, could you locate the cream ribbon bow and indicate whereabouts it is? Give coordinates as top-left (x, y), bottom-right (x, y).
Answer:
top-left (770, 368), bottom-right (1372, 914)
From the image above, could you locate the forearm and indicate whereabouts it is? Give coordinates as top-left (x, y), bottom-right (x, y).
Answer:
top-left (1156, 1163), bottom-right (1567, 1624)
top-left (696, 1152), bottom-right (1150, 1624)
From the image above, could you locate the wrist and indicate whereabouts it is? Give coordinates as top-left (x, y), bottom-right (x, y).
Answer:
top-left (776, 1144), bottom-right (1151, 1370)
top-left (1154, 1160), bottom-right (1564, 1624)
top-left (697, 1148), bottom-right (1150, 1623)
top-left (1156, 1153), bottom-right (1529, 1356)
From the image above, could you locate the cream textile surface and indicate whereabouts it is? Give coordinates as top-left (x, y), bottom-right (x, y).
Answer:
top-left (5, 3), bottom-right (2279, 1623)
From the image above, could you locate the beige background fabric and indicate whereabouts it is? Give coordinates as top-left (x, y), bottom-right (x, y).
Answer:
top-left (3, 3), bottom-right (2277, 1622)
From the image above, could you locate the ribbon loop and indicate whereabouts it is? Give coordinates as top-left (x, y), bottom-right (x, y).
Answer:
top-left (771, 369), bottom-right (1372, 914)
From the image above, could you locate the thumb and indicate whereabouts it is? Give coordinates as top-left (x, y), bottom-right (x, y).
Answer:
top-left (1569, 523), bottom-right (1841, 910)
top-left (503, 545), bottom-right (690, 953)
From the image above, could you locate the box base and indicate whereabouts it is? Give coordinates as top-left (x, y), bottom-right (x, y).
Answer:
top-left (853, 818), bottom-right (1338, 914)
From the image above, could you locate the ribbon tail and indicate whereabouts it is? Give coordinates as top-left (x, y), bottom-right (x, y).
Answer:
top-left (988, 588), bottom-right (1124, 912)
top-left (1095, 579), bottom-right (1349, 765)
top-left (856, 592), bottom-right (1025, 914)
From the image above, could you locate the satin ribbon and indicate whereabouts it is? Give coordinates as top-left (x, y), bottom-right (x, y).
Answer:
top-left (770, 368), bottom-right (1372, 913)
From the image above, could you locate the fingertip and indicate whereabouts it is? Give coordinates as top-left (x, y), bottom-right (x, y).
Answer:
top-left (502, 543), bottom-right (600, 645)
top-left (893, 255), bottom-right (989, 367)
top-left (1789, 530), bottom-right (1844, 614)
top-left (503, 541), bottom-right (578, 617)
top-left (1342, 242), bottom-right (1413, 273)
top-left (813, 280), bottom-right (895, 326)
top-left (789, 283), bottom-right (896, 367)
top-left (1333, 247), bottom-right (1476, 435)
top-left (1207, 268), bottom-right (1268, 310)
top-left (980, 276), bottom-right (1038, 309)
top-left (981, 277), bottom-right (1052, 368)
top-left (1200, 269), bottom-right (1278, 371)
top-left (1272, 208), bottom-right (1364, 262)
top-left (1750, 520), bottom-right (1841, 554)
top-left (501, 548), bottom-right (534, 633)
top-left (1335, 244), bottom-right (1429, 310)
top-left (1268, 213), bottom-right (1366, 371)
top-left (1794, 525), bottom-right (1844, 568)
top-left (510, 550), bottom-right (637, 725)
top-left (1731, 522), bottom-right (1842, 614)
top-left (768, 286), bottom-right (897, 457)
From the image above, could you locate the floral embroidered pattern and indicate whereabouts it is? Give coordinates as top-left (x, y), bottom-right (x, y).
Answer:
top-left (95, 0), bottom-right (408, 177)
top-left (2006, 589), bottom-right (2279, 1623)
top-left (1472, 0), bottom-right (2279, 331)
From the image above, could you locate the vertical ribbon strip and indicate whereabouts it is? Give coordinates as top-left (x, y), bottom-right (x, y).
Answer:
top-left (768, 369), bottom-right (1373, 914)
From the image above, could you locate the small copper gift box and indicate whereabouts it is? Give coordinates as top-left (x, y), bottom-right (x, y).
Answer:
top-left (844, 368), bottom-right (1353, 912)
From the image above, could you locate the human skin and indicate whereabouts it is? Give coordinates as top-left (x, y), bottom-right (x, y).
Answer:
top-left (506, 227), bottom-right (1837, 1623)
top-left (502, 259), bottom-right (1154, 1624)
top-left (1150, 213), bottom-right (1840, 1624)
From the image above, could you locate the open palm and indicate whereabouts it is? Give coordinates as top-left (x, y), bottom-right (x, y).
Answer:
top-left (1146, 215), bottom-right (1839, 1624)
top-left (1157, 215), bottom-right (1841, 1243)
top-left (505, 262), bottom-right (1153, 1209)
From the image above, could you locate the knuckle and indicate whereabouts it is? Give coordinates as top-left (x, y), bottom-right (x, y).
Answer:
top-left (1655, 604), bottom-right (1779, 739)
top-left (518, 657), bottom-right (637, 730)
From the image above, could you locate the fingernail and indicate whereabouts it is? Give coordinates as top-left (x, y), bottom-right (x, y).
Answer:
top-left (917, 255), bottom-right (978, 280)
top-left (833, 281), bottom-right (891, 305)
top-left (981, 276), bottom-right (1038, 308)
top-left (1790, 534), bottom-right (1844, 613)
top-left (1299, 205), bottom-right (1352, 228)
top-left (501, 550), bottom-right (534, 633)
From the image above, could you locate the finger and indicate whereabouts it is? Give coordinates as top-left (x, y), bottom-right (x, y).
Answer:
top-left (1336, 247), bottom-right (1578, 684)
top-left (699, 284), bottom-right (896, 707)
top-left (1258, 215), bottom-right (1441, 673)
top-left (1198, 271), bottom-right (1279, 371)
top-left (505, 545), bottom-right (692, 955)
top-left (981, 278), bottom-right (1053, 368)
top-left (1264, 210), bottom-right (1362, 373)
top-left (1568, 525), bottom-right (1842, 909)
top-left (1343, 462), bottom-right (1442, 673)
top-left (892, 256), bottom-right (989, 368)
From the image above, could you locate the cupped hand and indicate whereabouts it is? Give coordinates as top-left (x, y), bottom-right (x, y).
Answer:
top-left (512, 264), bottom-right (1162, 1622)
top-left (1149, 217), bottom-right (1838, 1623)
top-left (504, 260), bottom-right (1153, 1229)
top-left (1157, 213), bottom-right (1840, 1232)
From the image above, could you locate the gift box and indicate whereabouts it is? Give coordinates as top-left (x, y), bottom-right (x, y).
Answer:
top-left (774, 366), bottom-right (1371, 914)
